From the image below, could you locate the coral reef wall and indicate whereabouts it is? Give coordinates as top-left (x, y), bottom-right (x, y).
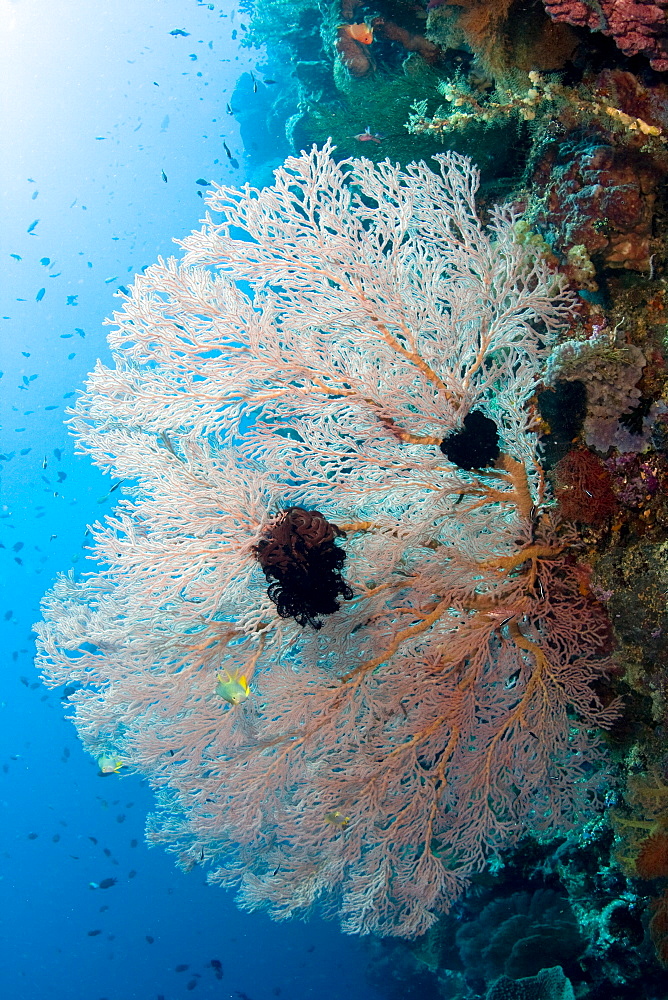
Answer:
top-left (36, 0), bottom-right (668, 990)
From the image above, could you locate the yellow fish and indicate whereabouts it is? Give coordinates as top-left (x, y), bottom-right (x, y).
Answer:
top-left (215, 669), bottom-right (250, 706)
top-left (324, 809), bottom-right (350, 829)
top-left (97, 753), bottom-right (124, 774)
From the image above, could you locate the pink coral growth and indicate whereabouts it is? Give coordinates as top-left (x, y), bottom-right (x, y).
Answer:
top-left (36, 144), bottom-right (618, 937)
top-left (543, 0), bottom-right (668, 71)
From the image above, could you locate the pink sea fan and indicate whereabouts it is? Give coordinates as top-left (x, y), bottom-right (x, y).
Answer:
top-left (36, 143), bottom-right (618, 937)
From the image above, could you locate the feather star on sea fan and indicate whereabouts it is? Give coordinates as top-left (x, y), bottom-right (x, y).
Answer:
top-left (36, 142), bottom-right (619, 937)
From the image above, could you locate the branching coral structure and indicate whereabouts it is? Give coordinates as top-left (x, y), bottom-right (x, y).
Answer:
top-left (36, 144), bottom-right (619, 937)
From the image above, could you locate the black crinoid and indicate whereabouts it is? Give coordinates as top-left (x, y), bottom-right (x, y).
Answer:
top-left (253, 506), bottom-right (353, 629)
top-left (440, 410), bottom-right (500, 471)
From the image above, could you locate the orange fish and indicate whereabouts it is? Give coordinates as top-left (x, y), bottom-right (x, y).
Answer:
top-left (340, 22), bottom-right (374, 45)
top-left (353, 126), bottom-right (384, 143)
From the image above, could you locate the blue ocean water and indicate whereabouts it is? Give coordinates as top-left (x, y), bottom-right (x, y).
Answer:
top-left (0, 2), bottom-right (382, 997)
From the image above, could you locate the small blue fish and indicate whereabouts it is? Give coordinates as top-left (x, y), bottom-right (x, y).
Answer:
top-left (196, 178), bottom-right (210, 186)
top-left (10, 254), bottom-right (21, 261)
top-left (66, 295), bottom-right (78, 306)
top-left (89, 877), bottom-right (117, 889)
top-left (104, 276), bottom-right (118, 283)
top-left (36, 288), bottom-right (45, 302)
top-left (161, 169), bottom-right (168, 183)
top-left (27, 219), bottom-right (39, 234)
top-left (169, 28), bottom-right (190, 36)
top-left (40, 257), bottom-right (50, 265)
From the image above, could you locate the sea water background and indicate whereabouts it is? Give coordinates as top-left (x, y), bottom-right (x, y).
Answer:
top-left (0, 2), bottom-right (381, 997)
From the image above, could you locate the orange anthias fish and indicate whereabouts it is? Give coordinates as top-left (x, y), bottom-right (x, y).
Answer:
top-left (353, 126), bottom-right (384, 144)
top-left (339, 22), bottom-right (374, 45)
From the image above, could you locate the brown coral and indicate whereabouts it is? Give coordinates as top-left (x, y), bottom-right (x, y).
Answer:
top-left (636, 830), bottom-right (668, 879)
top-left (428, 0), bottom-right (578, 76)
top-left (374, 19), bottom-right (441, 63)
top-left (553, 449), bottom-right (618, 524)
top-left (335, 25), bottom-right (373, 77)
